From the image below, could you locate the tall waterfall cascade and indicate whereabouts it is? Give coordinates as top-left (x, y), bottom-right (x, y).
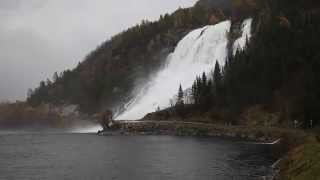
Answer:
top-left (117, 19), bottom-right (253, 120)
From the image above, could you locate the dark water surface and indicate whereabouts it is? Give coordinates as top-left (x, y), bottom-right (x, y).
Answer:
top-left (0, 133), bottom-right (275, 180)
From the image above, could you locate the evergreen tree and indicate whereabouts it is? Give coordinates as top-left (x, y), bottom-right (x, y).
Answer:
top-left (177, 84), bottom-right (184, 106)
top-left (53, 72), bottom-right (59, 83)
top-left (202, 72), bottom-right (207, 86)
top-left (176, 84), bottom-right (185, 118)
top-left (213, 61), bottom-right (222, 93)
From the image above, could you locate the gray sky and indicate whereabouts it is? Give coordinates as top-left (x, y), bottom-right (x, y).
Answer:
top-left (0, 0), bottom-right (197, 102)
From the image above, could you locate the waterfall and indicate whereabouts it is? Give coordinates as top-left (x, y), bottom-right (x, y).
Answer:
top-left (233, 18), bottom-right (253, 55)
top-left (117, 19), bottom-right (252, 120)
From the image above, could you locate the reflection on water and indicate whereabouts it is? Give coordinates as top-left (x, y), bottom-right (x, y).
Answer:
top-left (0, 133), bottom-right (275, 180)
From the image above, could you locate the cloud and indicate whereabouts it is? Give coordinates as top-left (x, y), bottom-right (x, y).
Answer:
top-left (0, 0), bottom-right (197, 101)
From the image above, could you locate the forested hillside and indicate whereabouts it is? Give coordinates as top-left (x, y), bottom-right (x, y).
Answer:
top-left (27, 0), bottom-right (233, 114)
top-left (146, 0), bottom-right (320, 128)
top-left (222, 0), bottom-right (320, 127)
top-left (27, 0), bottom-right (320, 129)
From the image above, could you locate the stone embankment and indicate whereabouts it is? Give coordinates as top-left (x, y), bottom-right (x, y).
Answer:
top-left (99, 120), bottom-right (305, 144)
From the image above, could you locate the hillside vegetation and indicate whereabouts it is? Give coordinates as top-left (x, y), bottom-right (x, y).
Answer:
top-left (25, 0), bottom-right (320, 130)
top-left (277, 135), bottom-right (320, 180)
top-left (147, 0), bottom-right (320, 130)
top-left (27, 0), bottom-right (233, 114)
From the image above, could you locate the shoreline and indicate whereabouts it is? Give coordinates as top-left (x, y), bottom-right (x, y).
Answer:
top-left (98, 120), bottom-right (305, 144)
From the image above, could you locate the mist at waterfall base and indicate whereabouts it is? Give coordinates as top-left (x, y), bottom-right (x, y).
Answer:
top-left (0, 119), bottom-right (102, 134)
top-left (117, 19), bottom-right (253, 120)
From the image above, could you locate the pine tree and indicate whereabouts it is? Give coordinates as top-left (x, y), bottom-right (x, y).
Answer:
top-left (53, 72), bottom-right (59, 83)
top-left (176, 84), bottom-right (185, 118)
top-left (177, 84), bottom-right (184, 106)
top-left (202, 72), bottom-right (207, 85)
top-left (213, 61), bottom-right (222, 93)
top-left (191, 83), bottom-right (197, 104)
top-left (206, 79), bottom-right (214, 107)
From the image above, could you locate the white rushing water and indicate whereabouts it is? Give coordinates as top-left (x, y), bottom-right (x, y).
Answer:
top-left (233, 18), bottom-right (253, 55)
top-left (117, 19), bottom-right (253, 120)
top-left (117, 20), bottom-right (231, 120)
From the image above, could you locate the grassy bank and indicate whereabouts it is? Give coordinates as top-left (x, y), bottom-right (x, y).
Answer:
top-left (277, 135), bottom-right (320, 180)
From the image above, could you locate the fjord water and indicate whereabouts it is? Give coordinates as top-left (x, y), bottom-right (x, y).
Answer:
top-left (0, 133), bottom-right (275, 180)
top-left (117, 19), bottom-right (253, 120)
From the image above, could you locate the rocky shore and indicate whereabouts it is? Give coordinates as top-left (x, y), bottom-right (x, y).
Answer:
top-left (98, 120), bottom-right (305, 144)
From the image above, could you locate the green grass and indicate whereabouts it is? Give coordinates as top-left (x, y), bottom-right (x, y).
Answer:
top-left (281, 136), bottom-right (320, 180)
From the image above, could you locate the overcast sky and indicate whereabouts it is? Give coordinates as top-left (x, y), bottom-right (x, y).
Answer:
top-left (0, 0), bottom-right (197, 102)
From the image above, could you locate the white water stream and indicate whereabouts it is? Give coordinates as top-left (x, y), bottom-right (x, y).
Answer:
top-left (117, 19), bottom-right (252, 120)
